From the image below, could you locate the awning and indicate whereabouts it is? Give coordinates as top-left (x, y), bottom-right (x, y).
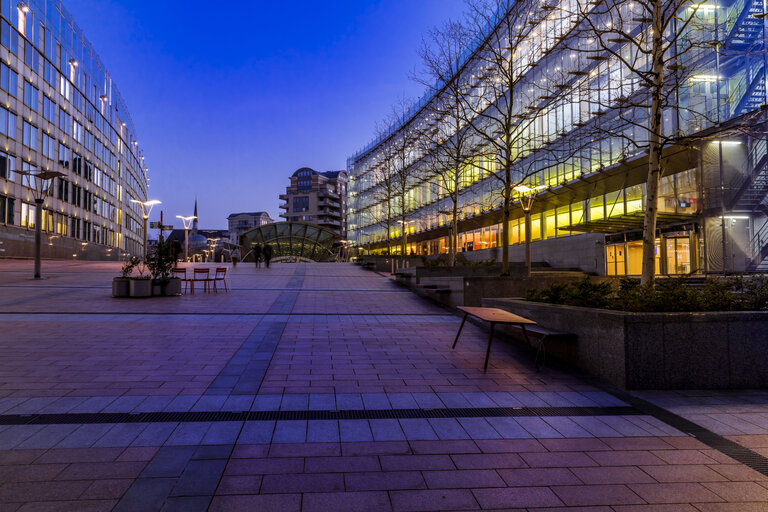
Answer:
top-left (560, 211), bottom-right (697, 234)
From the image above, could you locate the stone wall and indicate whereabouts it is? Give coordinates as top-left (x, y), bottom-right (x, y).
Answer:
top-left (484, 298), bottom-right (768, 390)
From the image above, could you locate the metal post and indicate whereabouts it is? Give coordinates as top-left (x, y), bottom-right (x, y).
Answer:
top-left (34, 198), bottom-right (44, 279)
top-left (143, 215), bottom-right (149, 260)
top-left (524, 209), bottom-right (532, 277)
top-left (184, 227), bottom-right (189, 262)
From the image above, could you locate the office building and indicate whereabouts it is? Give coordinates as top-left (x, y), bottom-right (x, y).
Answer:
top-left (0, 0), bottom-right (148, 260)
top-left (227, 211), bottom-right (273, 245)
top-left (348, 0), bottom-right (768, 275)
top-left (280, 167), bottom-right (347, 238)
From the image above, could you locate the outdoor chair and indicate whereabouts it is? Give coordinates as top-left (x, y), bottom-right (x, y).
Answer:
top-left (171, 267), bottom-right (189, 294)
top-left (191, 267), bottom-right (210, 294)
top-left (213, 267), bottom-right (229, 293)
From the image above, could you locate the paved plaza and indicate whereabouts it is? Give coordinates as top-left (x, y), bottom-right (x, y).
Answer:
top-left (0, 260), bottom-right (767, 511)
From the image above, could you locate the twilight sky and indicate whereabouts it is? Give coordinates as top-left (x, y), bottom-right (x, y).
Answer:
top-left (63, 0), bottom-right (467, 230)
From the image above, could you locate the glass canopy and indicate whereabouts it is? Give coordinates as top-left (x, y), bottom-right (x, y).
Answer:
top-left (239, 222), bottom-right (340, 262)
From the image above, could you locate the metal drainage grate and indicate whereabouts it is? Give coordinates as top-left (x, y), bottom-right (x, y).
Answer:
top-left (0, 406), bottom-right (640, 426)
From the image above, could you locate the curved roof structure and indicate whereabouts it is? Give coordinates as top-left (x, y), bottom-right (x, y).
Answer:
top-left (239, 222), bottom-right (340, 262)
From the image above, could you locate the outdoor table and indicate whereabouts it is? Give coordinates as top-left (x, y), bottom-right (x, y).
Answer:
top-left (452, 306), bottom-right (537, 371)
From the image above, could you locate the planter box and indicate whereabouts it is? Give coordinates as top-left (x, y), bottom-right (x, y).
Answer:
top-left (483, 298), bottom-right (768, 390)
top-left (151, 278), bottom-right (182, 296)
top-left (112, 278), bottom-right (130, 298)
top-left (129, 278), bottom-right (152, 298)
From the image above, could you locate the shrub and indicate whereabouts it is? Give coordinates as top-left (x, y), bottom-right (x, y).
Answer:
top-left (526, 275), bottom-right (768, 312)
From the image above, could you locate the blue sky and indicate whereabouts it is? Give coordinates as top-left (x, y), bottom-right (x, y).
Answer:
top-left (64, 0), bottom-right (467, 229)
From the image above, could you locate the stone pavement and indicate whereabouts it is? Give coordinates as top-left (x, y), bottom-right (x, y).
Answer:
top-left (0, 260), bottom-right (766, 511)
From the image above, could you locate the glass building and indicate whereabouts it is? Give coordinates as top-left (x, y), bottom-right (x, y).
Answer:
top-left (348, 0), bottom-right (768, 275)
top-left (0, 0), bottom-right (148, 260)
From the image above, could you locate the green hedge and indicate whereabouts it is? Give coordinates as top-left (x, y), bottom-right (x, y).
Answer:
top-left (526, 276), bottom-right (768, 312)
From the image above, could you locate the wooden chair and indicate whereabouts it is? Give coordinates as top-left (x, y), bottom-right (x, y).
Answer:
top-left (171, 268), bottom-right (189, 294)
top-left (191, 267), bottom-right (210, 294)
top-left (212, 267), bottom-right (229, 293)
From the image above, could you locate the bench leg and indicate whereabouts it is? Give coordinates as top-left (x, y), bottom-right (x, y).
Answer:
top-left (451, 312), bottom-right (469, 349)
top-left (484, 322), bottom-right (495, 371)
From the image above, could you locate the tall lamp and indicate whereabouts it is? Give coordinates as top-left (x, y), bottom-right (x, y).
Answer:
top-left (513, 185), bottom-right (545, 277)
top-left (17, 169), bottom-right (65, 279)
top-left (176, 215), bottom-right (196, 262)
top-left (130, 199), bottom-right (161, 258)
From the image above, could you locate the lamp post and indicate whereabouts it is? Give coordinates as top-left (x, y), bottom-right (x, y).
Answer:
top-left (513, 185), bottom-right (545, 277)
top-left (17, 169), bottom-right (65, 279)
top-left (130, 199), bottom-right (161, 259)
top-left (207, 238), bottom-right (220, 262)
top-left (176, 215), bottom-right (196, 262)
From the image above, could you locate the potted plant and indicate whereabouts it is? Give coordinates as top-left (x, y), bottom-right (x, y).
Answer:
top-left (148, 235), bottom-right (181, 296)
top-left (112, 257), bottom-right (136, 298)
top-left (129, 259), bottom-right (152, 297)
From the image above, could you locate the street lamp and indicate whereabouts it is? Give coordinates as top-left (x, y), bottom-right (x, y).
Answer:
top-left (16, 169), bottom-right (65, 279)
top-left (513, 185), bottom-right (545, 277)
top-left (130, 199), bottom-right (161, 259)
top-left (207, 238), bottom-right (220, 262)
top-left (176, 215), bottom-right (196, 262)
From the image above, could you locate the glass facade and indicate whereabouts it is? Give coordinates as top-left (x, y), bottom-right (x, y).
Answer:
top-left (347, 0), bottom-right (768, 274)
top-left (0, 0), bottom-right (148, 259)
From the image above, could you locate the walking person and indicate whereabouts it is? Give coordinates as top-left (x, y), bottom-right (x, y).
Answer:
top-left (252, 243), bottom-right (262, 268)
top-left (263, 244), bottom-right (273, 269)
top-left (230, 247), bottom-right (240, 268)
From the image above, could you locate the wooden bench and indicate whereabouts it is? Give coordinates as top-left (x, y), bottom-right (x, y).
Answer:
top-left (452, 306), bottom-right (537, 371)
top-left (452, 306), bottom-right (575, 372)
top-left (501, 324), bottom-right (577, 372)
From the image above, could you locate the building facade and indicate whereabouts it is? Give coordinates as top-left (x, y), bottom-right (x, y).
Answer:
top-left (0, 0), bottom-right (148, 261)
top-left (227, 211), bottom-right (273, 245)
top-left (348, 0), bottom-right (768, 275)
top-left (279, 167), bottom-right (347, 238)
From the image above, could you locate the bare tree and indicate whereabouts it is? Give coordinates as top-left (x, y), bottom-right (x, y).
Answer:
top-left (560, 0), bottom-right (745, 285)
top-left (461, 0), bottom-right (583, 275)
top-left (387, 99), bottom-right (423, 262)
top-left (414, 19), bottom-right (477, 266)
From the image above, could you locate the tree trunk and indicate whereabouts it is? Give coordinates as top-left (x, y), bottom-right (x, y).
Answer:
top-left (501, 193), bottom-right (510, 276)
top-left (450, 192), bottom-right (459, 267)
top-left (641, 0), bottom-right (665, 288)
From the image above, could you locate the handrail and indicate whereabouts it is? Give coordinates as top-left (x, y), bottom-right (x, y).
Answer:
top-left (751, 218), bottom-right (768, 263)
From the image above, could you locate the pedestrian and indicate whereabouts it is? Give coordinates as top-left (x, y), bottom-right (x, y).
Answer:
top-left (263, 244), bottom-right (273, 268)
top-left (231, 247), bottom-right (240, 267)
top-left (252, 243), bottom-right (262, 268)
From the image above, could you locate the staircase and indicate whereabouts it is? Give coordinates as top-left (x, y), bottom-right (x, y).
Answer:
top-left (749, 219), bottom-right (768, 271)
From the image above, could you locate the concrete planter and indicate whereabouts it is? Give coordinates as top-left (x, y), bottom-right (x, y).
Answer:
top-left (112, 278), bottom-right (130, 298)
top-left (129, 278), bottom-right (152, 298)
top-left (151, 278), bottom-right (182, 296)
top-left (483, 298), bottom-right (768, 390)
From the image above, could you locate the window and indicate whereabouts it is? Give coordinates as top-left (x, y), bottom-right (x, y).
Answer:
top-left (293, 196), bottom-right (309, 212)
top-left (42, 133), bottom-right (55, 158)
top-left (0, 194), bottom-right (14, 224)
top-left (23, 82), bottom-right (38, 111)
top-left (57, 178), bottom-right (69, 202)
top-left (73, 120), bottom-right (83, 143)
top-left (58, 144), bottom-right (70, 168)
top-left (1, 63), bottom-right (17, 96)
top-left (24, 43), bottom-right (39, 73)
top-left (71, 184), bottom-right (81, 207)
top-left (1, 20), bottom-right (19, 55)
top-left (0, 107), bottom-right (17, 138)
top-left (72, 152), bottom-right (82, 176)
top-left (44, 61), bottom-right (56, 87)
top-left (59, 109), bottom-right (71, 134)
top-left (84, 130), bottom-right (93, 152)
top-left (59, 75), bottom-right (71, 101)
top-left (21, 202), bottom-right (35, 228)
top-left (43, 96), bottom-right (55, 123)
top-left (0, 152), bottom-right (14, 180)
top-left (22, 122), bottom-right (37, 150)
